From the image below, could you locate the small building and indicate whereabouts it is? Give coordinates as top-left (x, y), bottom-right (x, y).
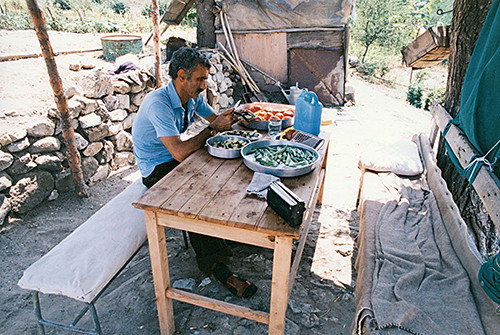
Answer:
top-left (215, 0), bottom-right (354, 106)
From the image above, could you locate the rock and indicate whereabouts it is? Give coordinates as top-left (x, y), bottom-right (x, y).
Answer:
top-left (113, 130), bottom-right (133, 151)
top-left (349, 56), bottom-right (359, 68)
top-left (219, 93), bottom-right (229, 108)
top-left (109, 109), bottom-right (128, 122)
top-left (48, 189), bottom-right (59, 201)
top-left (55, 170), bottom-right (74, 192)
top-left (228, 96), bottom-right (234, 105)
top-left (209, 65), bottom-right (217, 74)
top-left (9, 171), bottom-right (54, 213)
top-left (130, 83), bottom-right (145, 94)
top-left (82, 123), bottom-right (109, 142)
top-left (6, 152), bottom-right (36, 175)
top-left (69, 63), bottom-right (81, 71)
top-left (128, 104), bottom-right (138, 112)
top-left (112, 80), bottom-right (131, 94)
top-left (233, 326), bottom-right (251, 335)
top-left (26, 117), bottom-right (55, 137)
top-left (206, 75), bottom-right (217, 90)
top-left (47, 107), bottom-right (59, 119)
top-left (79, 113), bottom-right (101, 129)
top-left (108, 121), bottom-right (123, 136)
top-left (90, 164), bottom-right (110, 184)
top-left (111, 152), bottom-right (135, 169)
top-left (122, 113), bottom-right (136, 130)
top-left (0, 151), bottom-right (14, 171)
top-left (288, 300), bottom-right (320, 314)
top-left (284, 319), bottom-right (300, 335)
top-left (6, 137), bottom-right (30, 153)
top-left (34, 154), bottom-right (62, 172)
top-left (214, 71), bottom-right (224, 84)
top-left (0, 127), bottom-right (27, 147)
top-left (225, 88), bottom-right (234, 96)
top-left (29, 137), bottom-right (61, 153)
top-left (297, 313), bottom-right (320, 328)
top-left (345, 85), bottom-right (356, 104)
top-left (198, 277), bottom-right (212, 288)
top-left (223, 77), bottom-right (233, 88)
top-left (0, 195), bottom-right (11, 225)
top-left (83, 142), bottom-right (103, 157)
top-left (78, 68), bottom-right (113, 99)
top-left (81, 156), bottom-right (98, 182)
top-left (130, 91), bottom-right (147, 106)
top-left (67, 97), bottom-right (83, 118)
top-left (95, 140), bottom-right (114, 164)
top-left (115, 94), bottom-right (130, 110)
top-left (172, 278), bottom-right (196, 291)
top-left (210, 52), bottom-right (220, 63)
top-left (0, 171), bottom-right (13, 191)
top-left (219, 80), bottom-right (228, 92)
top-left (74, 133), bottom-right (89, 150)
top-left (215, 63), bottom-right (223, 72)
top-left (64, 85), bottom-right (81, 99)
top-left (75, 96), bottom-right (98, 116)
top-left (81, 63), bottom-right (95, 70)
top-left (103, 95), bottom-right (118, 110)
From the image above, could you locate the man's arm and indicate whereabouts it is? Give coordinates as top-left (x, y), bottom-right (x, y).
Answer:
top-left (160, 108), bottom-right (235, 162)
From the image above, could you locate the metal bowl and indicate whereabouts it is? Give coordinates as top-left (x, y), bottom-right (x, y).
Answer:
top-left (221, 130), bottom-right (263, 141)
top-left (241, 140), bottom-right (320, 177)
top-left (241, 117), bottom-right (294, 131)
top-left (206, 135), bottom-right (250, 159)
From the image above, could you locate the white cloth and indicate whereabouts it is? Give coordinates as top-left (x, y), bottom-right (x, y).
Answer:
top-left (18, 179), bottom-right (148, 302)
top-left (359, 138), bottom-right (423, 177)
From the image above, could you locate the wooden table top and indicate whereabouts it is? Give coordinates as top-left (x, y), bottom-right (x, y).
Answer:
top-left (133, 133), bottom-right (329, 238)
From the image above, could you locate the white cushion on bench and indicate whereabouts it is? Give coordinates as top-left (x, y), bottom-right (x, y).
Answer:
top-left (359, 138), bottom-right (423, 176)
top-left (18, 179), bottom-right (148, 302)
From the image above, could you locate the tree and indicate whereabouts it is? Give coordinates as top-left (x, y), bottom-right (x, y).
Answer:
top-left (436, 0), bottom-right (497, 257)
top-left (195, 0), bottom-right (216, 48)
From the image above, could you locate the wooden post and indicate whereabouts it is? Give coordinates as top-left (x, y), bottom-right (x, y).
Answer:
top-left (151, 0), bottom-right (163, 88)
top-left (26, 0), bottom-right (89, 198)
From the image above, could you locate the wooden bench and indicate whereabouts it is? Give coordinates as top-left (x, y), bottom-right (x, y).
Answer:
top-left (17, 179), bottom-right (148, 335)
top-left (352, 132), bottom-right (500, 334)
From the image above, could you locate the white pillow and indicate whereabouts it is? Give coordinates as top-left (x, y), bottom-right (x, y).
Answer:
top-left (359, 138), bottom-right (423, 176)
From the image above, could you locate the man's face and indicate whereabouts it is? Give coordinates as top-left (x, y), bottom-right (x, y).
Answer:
top-left (181, 63), bottom-right (208, 100)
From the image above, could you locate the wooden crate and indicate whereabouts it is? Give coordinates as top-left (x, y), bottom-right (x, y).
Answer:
top-left (401, 26), bottom-right (451, 69)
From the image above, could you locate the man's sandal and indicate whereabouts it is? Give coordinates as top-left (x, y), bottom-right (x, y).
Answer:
top-left (223, 274), bottom-right (258, 298)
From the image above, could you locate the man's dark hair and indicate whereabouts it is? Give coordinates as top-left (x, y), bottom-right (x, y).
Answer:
top-left (168, 47), bottom-right (211, 80)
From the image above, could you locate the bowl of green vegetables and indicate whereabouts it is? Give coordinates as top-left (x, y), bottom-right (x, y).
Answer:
top-left (206, 135), bottom-right (250, 159)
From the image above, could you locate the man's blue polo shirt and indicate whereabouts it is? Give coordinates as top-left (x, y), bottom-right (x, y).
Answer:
top-left (132, 80), bottom-right (213, 178)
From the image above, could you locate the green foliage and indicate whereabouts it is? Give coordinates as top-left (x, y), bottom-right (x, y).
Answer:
top-left (0, 10), bottom-right (32, 30)
top-left (141, 0), bottom-right (170, 17)
top-left (180, 6), bottom-right (197, 28)
top-left (424, 87), bottom-right (446, 110)
top-left (106, 0), bottom-right (130, 15)
top-left (407, 72), bottom-right (427, 109)
top-left (53, 0), bottom-right (72, 11)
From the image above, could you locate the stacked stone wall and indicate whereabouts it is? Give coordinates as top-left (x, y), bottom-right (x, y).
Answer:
top-left (0, 49), bottom-right (237, 225)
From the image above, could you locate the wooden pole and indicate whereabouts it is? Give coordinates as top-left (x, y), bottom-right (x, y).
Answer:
top-left (151, 0), bottom-right (163, 88)
top-left (26, 0), bottom-right (89, 198)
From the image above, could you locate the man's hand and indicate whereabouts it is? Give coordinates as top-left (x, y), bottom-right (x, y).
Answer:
top-left (209, 108), bottom-right (237, 132)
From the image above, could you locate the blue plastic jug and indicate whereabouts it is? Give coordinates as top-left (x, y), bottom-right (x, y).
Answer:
top-left (294, 90), bottom-right (322, 136)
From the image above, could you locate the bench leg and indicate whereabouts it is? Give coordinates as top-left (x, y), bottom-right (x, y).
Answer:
top-left (33, 291), bottom-right (46, 335)
top-left (88, 302), bottom-right (103, 335)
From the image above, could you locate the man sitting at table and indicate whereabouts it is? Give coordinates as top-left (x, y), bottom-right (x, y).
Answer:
top-left (132, 47), bottom-right (257, 298)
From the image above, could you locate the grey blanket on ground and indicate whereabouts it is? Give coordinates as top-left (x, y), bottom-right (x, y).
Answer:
top-left (356, 175), bottom-right (484, 335)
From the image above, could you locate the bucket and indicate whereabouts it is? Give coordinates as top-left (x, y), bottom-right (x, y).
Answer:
top-left (101, 35), bottom-right (143, 61)
top-left (294, 90), bottom-right (323, 136)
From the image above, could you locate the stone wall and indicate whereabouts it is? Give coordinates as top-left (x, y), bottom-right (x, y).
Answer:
top-left (0, 49), bottom-right (237, 225)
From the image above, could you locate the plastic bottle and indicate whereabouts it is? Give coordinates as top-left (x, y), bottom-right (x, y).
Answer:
top-left (293, 90), bottom-right (323, 136)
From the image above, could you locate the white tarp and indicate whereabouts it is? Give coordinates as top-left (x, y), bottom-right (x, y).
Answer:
top-left (220, 0), bottom-right (354, 31)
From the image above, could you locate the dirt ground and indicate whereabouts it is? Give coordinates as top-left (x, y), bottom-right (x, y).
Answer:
top-left (0, 30), bottom-right (432, 335)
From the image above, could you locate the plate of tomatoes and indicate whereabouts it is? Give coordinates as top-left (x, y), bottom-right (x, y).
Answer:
top-left (238, 102), bottom-right (294, 131)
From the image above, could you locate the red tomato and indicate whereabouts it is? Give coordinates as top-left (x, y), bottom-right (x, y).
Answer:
top-left (250, 105), bottom-right (262, 113)
top-left (254, 115), bottom-right (264, 121)
top-left (282, 115), bottom-right (292, 120)
top-left (269, 116), bottom-right (280, 121)
top-left (284, 110), bottom-right (294, 117)
top-left (275, 112), bottom-right (284, 119)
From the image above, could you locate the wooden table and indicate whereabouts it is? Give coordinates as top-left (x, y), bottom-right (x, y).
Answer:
top-left (133, 133), bottom-right (329, 335)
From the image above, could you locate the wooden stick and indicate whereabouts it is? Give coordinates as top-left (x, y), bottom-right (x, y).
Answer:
top-left (166, 288), bottom-right (269, 324)
top-left (26, 0), bottom-right (89, 198)
top-left (217, 42), bottom-right (256, 92)
top-left (151, 0), bottom-right (162, 88)
top-left (222, 12), bottom-right (261, 93)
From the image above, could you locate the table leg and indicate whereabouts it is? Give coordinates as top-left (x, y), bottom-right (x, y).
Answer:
top-left (269, 236), bottom-right (293, 334)
top-left (144, 211), bottom-right (175, 335)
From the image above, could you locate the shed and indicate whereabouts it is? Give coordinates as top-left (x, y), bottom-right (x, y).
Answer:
top-left (216, 0), bottom-right (354, 106)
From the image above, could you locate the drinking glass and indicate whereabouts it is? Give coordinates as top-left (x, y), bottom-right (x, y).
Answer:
top-left (268, 119), bottom-right (282, 137)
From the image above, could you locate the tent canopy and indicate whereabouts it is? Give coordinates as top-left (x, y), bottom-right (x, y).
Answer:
top-left (220, 0), bottom-right (354, 31)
